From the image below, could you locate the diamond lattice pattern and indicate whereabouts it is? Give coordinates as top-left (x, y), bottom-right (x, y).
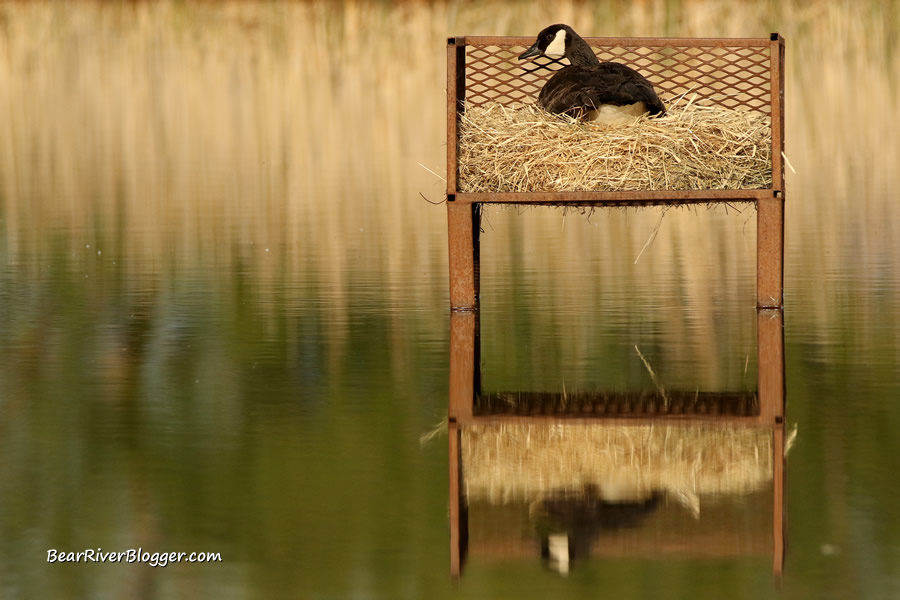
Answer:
top-left (466, 44), bottom-right (772, 114)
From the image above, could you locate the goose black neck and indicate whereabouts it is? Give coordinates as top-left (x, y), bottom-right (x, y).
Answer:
top-left (566, 31), bottom-right (600, 67)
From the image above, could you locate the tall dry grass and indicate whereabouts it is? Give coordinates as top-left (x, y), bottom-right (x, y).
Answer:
top-left (0, 1), bottom-right (449, 323)
top-left (0, 0), bottom-right (898, 334)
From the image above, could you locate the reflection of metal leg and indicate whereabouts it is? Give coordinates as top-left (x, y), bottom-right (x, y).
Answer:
top-left (449, 310), bottom-right (476, 577)
top-left (449, 312), bottom-right (477, 421)
top-left (449, 421), bottom-right (467, 578)
top-left (447, 202), bottom-right (480, 311)
top-left (449, 422), bottom-right (460, 577)
top-left (757, 195), bottom-right (784, 309)
top-left (773, 422), bottom-right (786, 578)
top-left (758, 309), bottom-right (785, 424)
top-left (759, 308), bottom-right (787, 577)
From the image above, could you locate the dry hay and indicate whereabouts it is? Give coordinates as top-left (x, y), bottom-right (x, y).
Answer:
top-left (462, 423), bottom-right (773, 516)
top-left (458, 99), bottom-right (772, 193)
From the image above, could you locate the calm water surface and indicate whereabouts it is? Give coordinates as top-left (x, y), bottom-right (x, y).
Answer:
top-left (2, 202), bottom-right (899, 600)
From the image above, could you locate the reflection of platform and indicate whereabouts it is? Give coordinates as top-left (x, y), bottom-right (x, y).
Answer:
top-left (448, 310), bottom-right (786, 579)
top-left (467, 491), bottom-right (774, 559)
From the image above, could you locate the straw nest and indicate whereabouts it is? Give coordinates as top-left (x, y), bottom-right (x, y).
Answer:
top-left (458, 99), bottom-right (772, 193)
top-left (462, 423), bottom-right (773, 516)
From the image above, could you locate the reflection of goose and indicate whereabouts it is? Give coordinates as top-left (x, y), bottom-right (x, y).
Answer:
top-left (519, 24), bottom-right (666, 123)
top-left (539, 484), bottom-right (661, 575)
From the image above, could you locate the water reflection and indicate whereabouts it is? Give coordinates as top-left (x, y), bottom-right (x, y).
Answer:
top-left (448, 310), bottom-right (786, 578)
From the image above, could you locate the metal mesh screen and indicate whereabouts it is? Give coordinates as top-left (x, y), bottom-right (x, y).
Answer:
top-left (465, 41), bottom-right (772, 114)
top-left (475, 391), bottom-right (760, 418)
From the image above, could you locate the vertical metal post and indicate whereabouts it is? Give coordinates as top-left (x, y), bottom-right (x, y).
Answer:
top-left (448, 286), bottom-right (477, 578)
top-left (448, 202), bottom-right (479, 310)
top-left (757, 194), bottom-right (785, 309)
top-left (449, 311), bottom-right (477, 420)
top-left (446, 37), bottom-right (466, 196)
top-left (769, 34), bottom-right (786, 194)
top-left (759, 34), bottom-right (786, 310)
top-left (757, 308), bottom-right (785, 424)
top-left (447, 38), bottom-right (478, 311)
top-left (759, 306), bottom-right (786, 576)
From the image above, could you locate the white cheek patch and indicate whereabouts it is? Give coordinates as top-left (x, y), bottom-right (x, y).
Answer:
top-left (545, 29), bottom-right (567, 57)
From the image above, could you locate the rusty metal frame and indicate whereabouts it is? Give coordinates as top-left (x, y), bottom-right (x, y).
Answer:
top-left (447, 34), bottom-right (786, 310)
top-left (448, 309), bottom-right (786, 577)
top-left (448, 311), bottom-right (785, 426)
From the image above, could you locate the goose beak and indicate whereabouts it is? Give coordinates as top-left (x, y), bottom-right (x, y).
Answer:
top-left (518, 43), bottom-right (541, 60)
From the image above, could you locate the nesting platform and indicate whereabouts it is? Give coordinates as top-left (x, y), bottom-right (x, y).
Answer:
top-left (445, 35), bottom-right (788, 579)
top-left (446, 34), bottom-right (786, 310)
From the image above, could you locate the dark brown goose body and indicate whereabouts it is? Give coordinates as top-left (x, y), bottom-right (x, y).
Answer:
top-left (539, 63), bottom-right (666, 119)
top-left (519, 24), bottom-right (666, 121)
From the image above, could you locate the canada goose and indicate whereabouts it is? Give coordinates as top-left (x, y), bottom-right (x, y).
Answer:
top-left (519, 24), bottom-right (666, 123)
top-left (538, 485), bottom-right (662, 575)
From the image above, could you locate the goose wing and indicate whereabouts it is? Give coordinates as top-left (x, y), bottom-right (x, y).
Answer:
top-left (539, 63), bottom-right (666, 117)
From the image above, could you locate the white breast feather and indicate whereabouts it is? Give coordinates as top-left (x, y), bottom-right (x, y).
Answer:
top-left (588, 102), bottom-right (649, 124)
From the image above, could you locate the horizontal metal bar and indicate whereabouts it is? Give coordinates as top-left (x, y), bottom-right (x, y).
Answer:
top-left (453, 189), bottom-right (774, 205)
top-left (473, 389), bottom-right (759, 420)
top-left (466, 36), bottom-right (773, 48)
top-left (453, 414), bottom-right (771, 426)
top-left (479, 389), bottom-right (757, 403)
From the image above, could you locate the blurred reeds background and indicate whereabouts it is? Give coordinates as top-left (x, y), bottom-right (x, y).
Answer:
top-left (1, 0), bottom-right (899, 369)
top-left (2, 0), bottom-right (898, 280)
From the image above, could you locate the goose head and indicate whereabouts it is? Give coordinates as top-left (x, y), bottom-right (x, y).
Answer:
top-left (518, 24), bottom-right (599, 68)
top-left (518, 24), bottom-right (574, 60)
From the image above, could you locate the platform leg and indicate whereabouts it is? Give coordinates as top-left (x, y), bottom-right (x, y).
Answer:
top-left (759, 307), bottom-right (786, 576)
top-left (449, 312), bottom-right (477, 421)
top-left (447, 201), bottom-right (480, 311)
top-left (757, 195), bottom-right (785, 309)
top-left (758, 309), bottom-right (785, 424)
